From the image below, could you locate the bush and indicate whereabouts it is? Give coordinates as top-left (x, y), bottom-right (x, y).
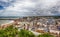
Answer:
top-left (18, 29), bottom-right (35, 37)
top-left (38, 33), bottom-right (54, 37)
top-left (0, 25), bottom-right (18, 37)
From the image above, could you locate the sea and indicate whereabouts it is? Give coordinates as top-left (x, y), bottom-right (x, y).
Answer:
top-left (0, 20), bottom-right (13, 25)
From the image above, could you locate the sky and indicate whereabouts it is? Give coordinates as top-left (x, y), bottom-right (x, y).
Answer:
top-left (0, 0), bottom-right (60, 17)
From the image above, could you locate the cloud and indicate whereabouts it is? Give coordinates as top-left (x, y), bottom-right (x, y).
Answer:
top-left (0, 0), bottom-right (60, 17)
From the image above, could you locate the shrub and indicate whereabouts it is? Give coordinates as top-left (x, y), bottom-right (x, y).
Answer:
top-left (18, 29), bottom-right (35, 37)
top-left (38, 33), bottom-right (54, 37)
top-left (0, 25), bottom-right (18, 37)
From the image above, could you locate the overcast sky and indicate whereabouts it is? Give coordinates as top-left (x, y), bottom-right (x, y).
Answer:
top-left (0, 0), bottom-right (60, 17)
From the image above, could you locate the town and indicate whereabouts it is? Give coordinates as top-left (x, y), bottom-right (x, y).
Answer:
top-left (0, 16), bottom-right (60, 37)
